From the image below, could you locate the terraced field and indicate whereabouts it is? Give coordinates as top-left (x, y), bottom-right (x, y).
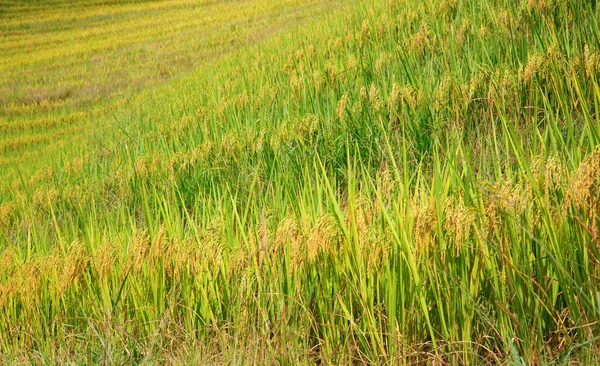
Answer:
top-left (1, 0), bottom-right (600, 363)
top-left (0, 0), bottom-right (334, 194)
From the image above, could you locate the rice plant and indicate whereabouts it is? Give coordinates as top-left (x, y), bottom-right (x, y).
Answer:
top-left (1, 0), bottom-right (600, 363)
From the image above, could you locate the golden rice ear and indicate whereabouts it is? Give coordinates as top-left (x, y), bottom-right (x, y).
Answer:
top-left (0, 202), bottom-right (16, 228)
top-left (523, 52), bottom-right (547, 83)
top-left (413, 196), bottom-right (439, 255)
top-left (92, 240), bottom-right (117, 282)
top-left (306, 214), bottom-right (339, 262)
top-left (369, 83), bottom-right (384, 112)
top-left (126, 230), bottom-right (151, 274)
top-left (275, 216), bottom-right (304, 272)
top-left (336, 94), bottom-right (348, 125)
top-left (568, 148), bottom-right (600, 220)
top-left (57, 242), bottom-right (88, 295)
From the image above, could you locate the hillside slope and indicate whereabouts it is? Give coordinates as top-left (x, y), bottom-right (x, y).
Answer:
top-left (1, 0), bottom-right (600, 363)
top-left (0, 0), bottom-right (336, 193)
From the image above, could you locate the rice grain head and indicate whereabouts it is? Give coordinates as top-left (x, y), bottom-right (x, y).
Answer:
top-left (337, 94), bottom-right (348, 124)
top-left (568, 148), bottom-right (600, 221)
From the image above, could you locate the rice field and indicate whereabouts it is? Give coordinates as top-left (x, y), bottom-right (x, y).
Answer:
top-left (1, 0), bottom-right (600, 363)
top-left (0, 0), bottom-right (334, 190)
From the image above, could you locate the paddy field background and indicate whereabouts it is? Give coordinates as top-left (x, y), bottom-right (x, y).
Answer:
top-left (1, 0), bottom-right (600, 363)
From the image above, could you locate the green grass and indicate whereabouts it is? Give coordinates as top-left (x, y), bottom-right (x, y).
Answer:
top-left (1, 0), bottom-right (600, 363)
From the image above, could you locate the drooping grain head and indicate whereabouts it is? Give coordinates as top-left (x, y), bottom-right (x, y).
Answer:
top-left (306, 214), bottom-right (339, 263)
top-left (369, 83), bottom-right (384, 113)
top-left (443, 198), bottom-right (476, 255)
top-left (58, 242), bottom-right (89, 295)
top-left (0, 201), bottom-right (16, 227)
top-left (523, 53), bottom-right (547, 83)
top-left (337, 94), bottom-right (348, 125)
top-left (584, 45), bottom-right (600, 77)
top-left (92, 240), bottom-right (117, 282)
top-left (413, 196), bottom-right (439, 255)
top-left (568, 148), bottom-right (600, 221)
